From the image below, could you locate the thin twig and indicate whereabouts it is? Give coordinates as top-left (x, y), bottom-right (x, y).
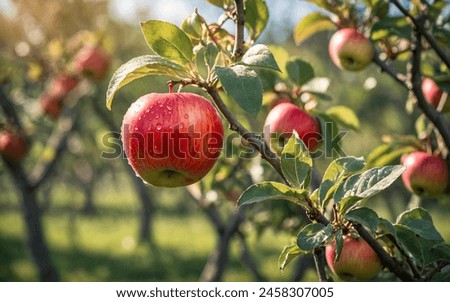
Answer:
top-left (232, 0), bottom-right (245, 60)
top-left (388, 0), bottom-right (450, 69)
top-left (372, 52), bottom-right (410, 89)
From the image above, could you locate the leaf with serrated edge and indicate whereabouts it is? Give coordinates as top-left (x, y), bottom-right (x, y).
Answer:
top-left (215, 65), bottom-right (263, 117)
top-left (294, 12), bottom-right (335, 45)
top-left (278, 244), bottom-right (306, 272)
top-left (241, 44), bottom-right (280, 71)
top-left (281, 132), bottom-right (312, 189)
top-left (106, 55), bottom-right (187, 109)
top-left (344, 207), bottom-right (379, 233)
top-left (339, 165), bottom-right (406, 200)
top-left (297, 223), bottom-right (333, 251)
top-left (140, 20), bottom-right (193, 66)
top-left (319, 156), bottom-right (365, 207)
top-left (396, 207), bottom-right (443, 241)
top-left (238, 181), bottom-right (309, 208)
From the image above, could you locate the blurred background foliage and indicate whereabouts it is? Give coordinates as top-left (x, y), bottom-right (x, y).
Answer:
top-left (0, 0), bottom-right (448, 281)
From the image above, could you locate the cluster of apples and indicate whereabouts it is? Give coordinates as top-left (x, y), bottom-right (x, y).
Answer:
top-left (0, 45), bottom-right (110, 162)
top-left (329, 28), bottom-right (449, 196)
top-left (40, 45), bottom-right (110, 119)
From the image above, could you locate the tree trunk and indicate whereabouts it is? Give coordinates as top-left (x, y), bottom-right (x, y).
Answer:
top-left (20, 187), bottom-right (59, 281)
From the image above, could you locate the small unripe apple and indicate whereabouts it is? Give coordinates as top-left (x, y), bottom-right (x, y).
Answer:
top-left (328, 28), bottom-right (374, 71)
top-left (74, 45), bottom-right (110, 80)
top-left (0, 130), bottom-right (28, 161)
top-left (40, 94), bottom-right (63, 119)
top-left (401, 151), bottom-right (449, 197)
top-left (325, 236), bottom-right (381, 281)
top-left (421, 77), bottom-right (450, 112)
top-left (121, 93), bottom-right (224, 187)
top-left (263, 102), bottom-right (321, 154)
top-left (47, 74), bottom-right (79, 100)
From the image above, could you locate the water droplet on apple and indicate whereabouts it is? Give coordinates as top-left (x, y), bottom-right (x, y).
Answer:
top-left (155, 113), bottom-right (160, 119)
top-left (145, 109), bottom-right (150, 113)
top-left (166, 104), bottom-right (173, 110)
top-left (184, 114), bottom-right (189, 119)
top-left (134, 127), bottom-right (139, 131)
top-left (180, 123), bottom-right (184, 129)
top-left (156, 123), bottom-right (162, 130)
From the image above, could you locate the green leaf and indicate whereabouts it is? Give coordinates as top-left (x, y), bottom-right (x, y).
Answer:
top-left (140, 20), bottom-right (193, 66)
top-left (278, 244), bottom-right (306, 272)
top-left (395, 224), bottom-right (424, 266)
top-left (281, 132), bottom-right (313, 189)
top-left (371, 17), bottom-right (412, 40)
top-left (286, 59), bottom-right (315, 87)
top-left (245, 0), bottom-right (269, 41)
top-left (215, 65), bottom-right (263, 117)
top-left (334, 229), bottom-right (344, 263)
top-left (396, 208), bottom-right (443, 241)
top-left (105, 55), bottom-right (187, 109)
top-left (204, 43), bottom-right (219, 69)
top-left (237, 181), bottom-right (309, 208)
top-left (378, 217), bottom-right (397, 238)
top-left (325, 106), bottom-right (360, 131)
top-left (297, 223), bottom-right (333, 251)
top-left (294, 12), bottom-right (335, 45)
top-left (344, 207), bottom-right (379, 233)
top-left (319, 156), bottom-right (366, 207)
top-left (241, 44), bottom-right (280, 71)
top-left (366, 144), bottom-right (417, 168)
top-left (431, 243), bottom-right (450, 262)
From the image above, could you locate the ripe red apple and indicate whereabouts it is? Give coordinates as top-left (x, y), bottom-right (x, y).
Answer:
top-left (325, 236), bottom-right (381, 281)
top-left (263, 102), bottom-right (321, 154)
top-left (328, 28), bottom-right (374, 71)
top-left (0, 130), bottom-right (28, 161)
top-left (121, 93), bottom-right (224, 187)
top-left (74, 45), bottom-right (110, 80)
top-left (401, 151), bottom-right (449, 197)
top-left (421, 77), bottom-right (450, 112)
top-left (47, 73), bottom-right (79, 100)
top-left (40, 94), bottom-right (63, 119)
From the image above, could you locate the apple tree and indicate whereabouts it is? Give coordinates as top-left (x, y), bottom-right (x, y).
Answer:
top-left (106, 0), bottom-right (449, 281)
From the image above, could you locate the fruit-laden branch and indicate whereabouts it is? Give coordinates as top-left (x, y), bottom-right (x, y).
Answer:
top-left (410, 26), bottom-right (450, 153)
top-left (388, 0), bottom-right (450, 69)
top-left (232, 0), bottom-right (245, 60)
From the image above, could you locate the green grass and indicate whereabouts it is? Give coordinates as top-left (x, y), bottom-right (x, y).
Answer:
top-left (0, 183), bottom-right (309, 282)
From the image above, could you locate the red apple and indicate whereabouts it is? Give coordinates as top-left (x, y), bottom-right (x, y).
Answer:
top-left (74, 45), bottom-right (110, 80)
top-left (263, 102), bottom-right (321, 154)
top-left (421, 77), bottom-right (450, 112)
top-left (121, 93), bottom-right (224, 187)
top-left (401, 151), bottom-right (449, 197)
top-left (0, 130), bottom-right (28, 161)
top-left (47, 74), bottom-right (79, 100)
top-left (326, 236), bottom-right (381, 281)
top-left (328, 28), bottom-right (374, 71)
top-left (40, 94), bottom-right (63, 119)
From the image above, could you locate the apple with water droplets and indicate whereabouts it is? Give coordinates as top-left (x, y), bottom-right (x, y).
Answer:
top-left (326, 236), bottom-right (381, 281)
top-left (401, 151), bottom-right (449, 197)
top-left (121, 93), bottom-right (224, 187)
top-left (263, 102), bottom-right (321, 154)
top-left (328, 28), bottom-right (374, 71)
